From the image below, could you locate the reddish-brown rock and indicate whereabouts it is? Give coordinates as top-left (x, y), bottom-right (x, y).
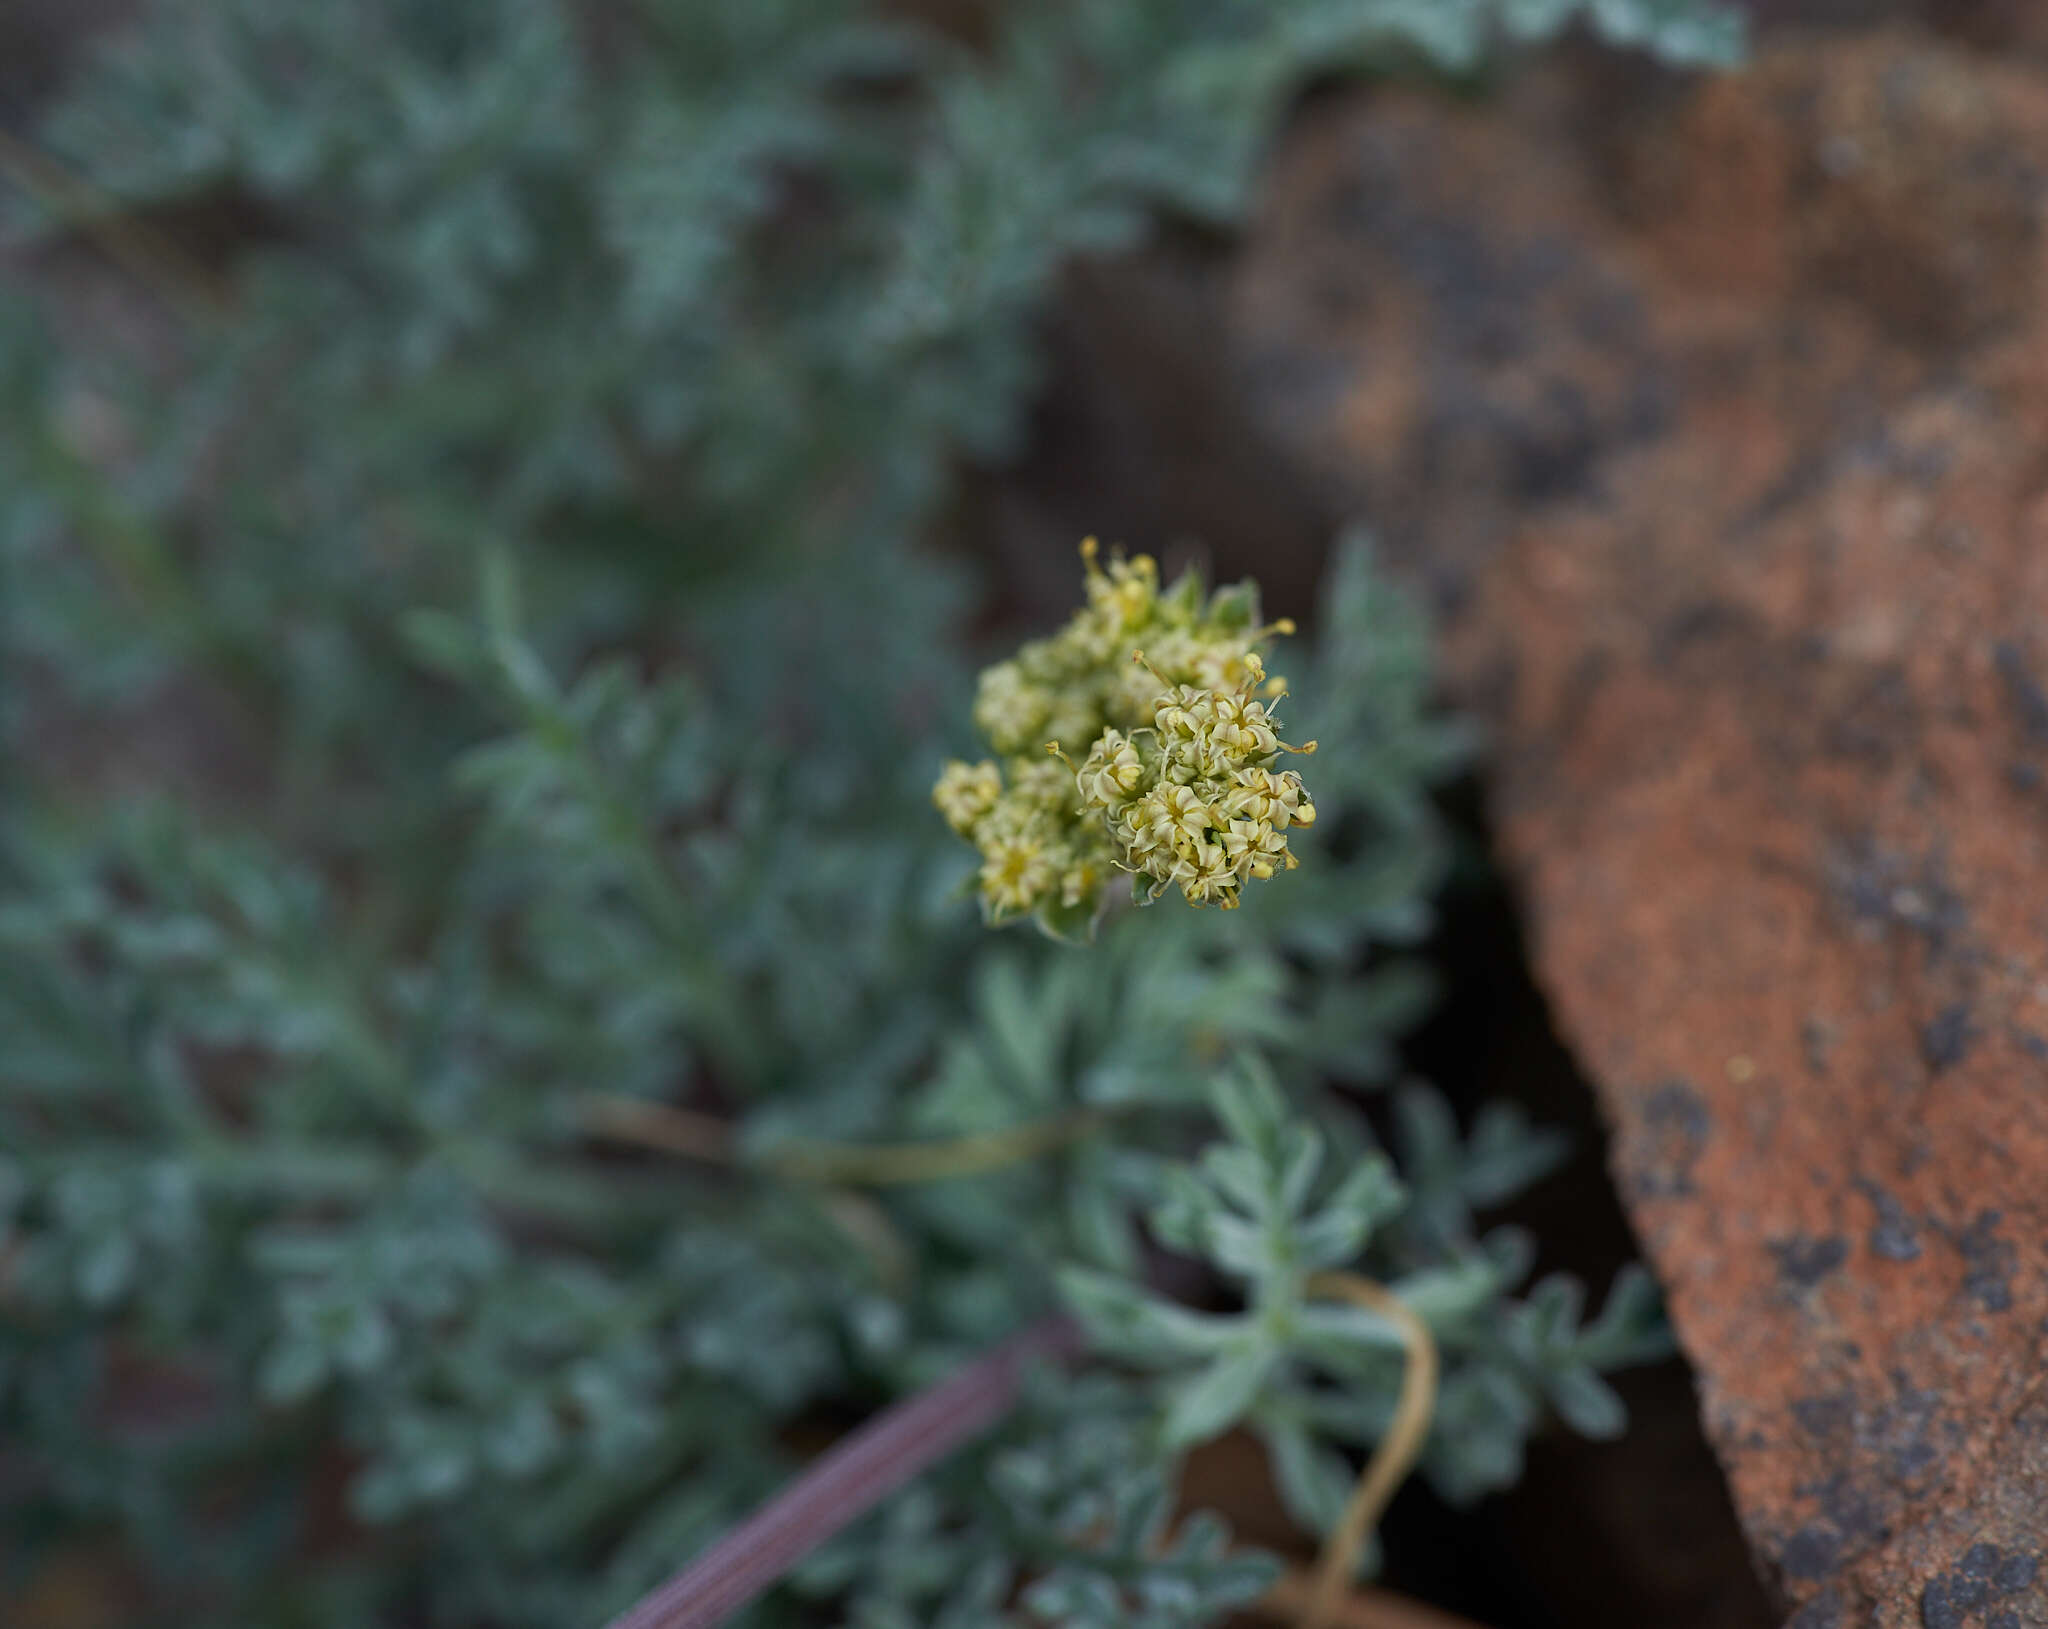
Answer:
top-left (1230, 30), bottom-right (2048, 1627)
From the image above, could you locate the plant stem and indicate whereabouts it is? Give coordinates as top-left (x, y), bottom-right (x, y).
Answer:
top-left (1298, 1272), bottom-right (1439, 1629)
top-left (580, 1092), bottom-right (1116, 1187)
top-left (599, 1315), bottom-right (1083, 1629)
top-left (575, 1096), bottom-right (920, 1284)
top-left (769, 1108), bottom-right (1113, 1186)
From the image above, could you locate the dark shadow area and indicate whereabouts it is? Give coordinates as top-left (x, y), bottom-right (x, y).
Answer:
top-left (1381, 774), bottom-right (1777, 1629)
top-left (958, 231), bottom-right (1335, 638)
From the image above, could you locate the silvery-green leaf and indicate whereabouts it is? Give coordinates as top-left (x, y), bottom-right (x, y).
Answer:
top-left (1160, 1343), bottom-right (1276, 1450)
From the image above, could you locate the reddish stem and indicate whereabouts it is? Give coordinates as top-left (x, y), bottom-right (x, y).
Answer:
top-left (600, 1316), bottom-right (1081, 1629)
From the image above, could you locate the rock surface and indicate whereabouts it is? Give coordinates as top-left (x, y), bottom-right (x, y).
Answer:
top-left (1229, 26), bottom-right (2048, 1628)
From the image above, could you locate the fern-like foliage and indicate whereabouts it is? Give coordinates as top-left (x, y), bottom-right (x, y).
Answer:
top-left (1, 1), bottom-right (1734, 1623)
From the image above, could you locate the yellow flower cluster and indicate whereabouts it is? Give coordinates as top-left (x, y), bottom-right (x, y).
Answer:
top-left (1078, 651), bottom-right (1314, 911)
top-left (935, 540), bottom-right (1314, 932)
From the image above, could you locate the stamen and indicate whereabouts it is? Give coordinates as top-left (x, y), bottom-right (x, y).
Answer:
top-left (1129, 648), bottom-right (1174, 691)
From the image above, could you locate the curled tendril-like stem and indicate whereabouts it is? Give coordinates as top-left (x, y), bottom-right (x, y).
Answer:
top-left (1296, 1272), bottom-right (1441, 1629)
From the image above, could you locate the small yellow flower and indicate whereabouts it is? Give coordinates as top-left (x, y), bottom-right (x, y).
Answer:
top-left (980, 831), bottom-right (1058, 916)
top-left (1172, 840), bottom-right (1241, 909)
top-left (974, 661), bottom-right (1048, 757)
top-left (1082, 538), bottom-right (1159, 631)
top-left (1208, 693), bottom-right (1279, 759)
top-left (933, 759), bottom-right (1002, 836)
top-left (1135, 783), bottom-right (1215, 856)
top-left (1009, 754), bottom-right (1077, 813)
top-left (1225, 766), bottom-right (1312, 830)
top-left (1221, 816), bottom-right (1293, 881)
top-left (1117, 799), bottom-right (1165, 864)
top-left (1151, 683), bottom-right (1213, 742)
top-left (1078, 730), bottom-right (1144, 809)
top-left (1188, 644), bottom-right (1258, 694)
